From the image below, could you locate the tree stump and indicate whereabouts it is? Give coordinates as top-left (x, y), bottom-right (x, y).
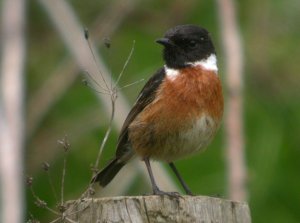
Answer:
top-left (66, 195), bottom-right (251, 223)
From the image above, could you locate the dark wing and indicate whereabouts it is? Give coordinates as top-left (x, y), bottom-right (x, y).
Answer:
top-left (116, 68), bottom-right (166, 158)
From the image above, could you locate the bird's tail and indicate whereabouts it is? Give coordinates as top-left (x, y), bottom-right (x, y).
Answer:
top-left (92, 158), bottom-right (125, 187)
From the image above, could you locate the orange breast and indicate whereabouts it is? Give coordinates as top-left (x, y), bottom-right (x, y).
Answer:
top-left (129, 66), bottom-right (224, 161)
top-left (157, 67), bottom-right (223, 122)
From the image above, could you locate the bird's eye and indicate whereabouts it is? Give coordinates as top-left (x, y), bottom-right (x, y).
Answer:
top-left (189, 40), bottom-right (198, 48)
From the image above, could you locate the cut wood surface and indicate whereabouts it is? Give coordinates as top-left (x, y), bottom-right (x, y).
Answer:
top-left (66, 195), bottom-right (251, 223)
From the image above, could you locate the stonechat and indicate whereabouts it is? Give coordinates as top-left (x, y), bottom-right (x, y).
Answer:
top-left (92, 24), bottom-right (224, 195)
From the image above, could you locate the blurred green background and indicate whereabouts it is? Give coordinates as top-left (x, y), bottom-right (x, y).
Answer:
top-left (26, 0), bottom-right (300, 222)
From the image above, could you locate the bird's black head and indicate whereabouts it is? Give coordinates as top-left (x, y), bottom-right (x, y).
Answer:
top-left (156, 24), bottom-right (216, 69)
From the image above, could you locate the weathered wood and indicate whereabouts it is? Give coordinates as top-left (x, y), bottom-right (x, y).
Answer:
top-left (66, 195), bottom-right (251, 223)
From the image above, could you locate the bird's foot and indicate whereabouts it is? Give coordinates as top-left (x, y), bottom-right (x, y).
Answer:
top-left (152, 188), bottom-right (182, 198)
top-left (185, 190), bottom-right (194, 196)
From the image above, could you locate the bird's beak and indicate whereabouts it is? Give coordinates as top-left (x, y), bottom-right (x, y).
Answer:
top-left (156, 38), bottom-right (175, 47)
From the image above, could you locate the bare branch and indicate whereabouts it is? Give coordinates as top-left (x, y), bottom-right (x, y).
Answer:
top-left (0, 0), bottom-right (26, 222)
top-left (217, 0), bottom-right (247, 201)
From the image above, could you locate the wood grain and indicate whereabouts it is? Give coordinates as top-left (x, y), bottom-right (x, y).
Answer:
top-left (66, 195), bottom-right (251, 223)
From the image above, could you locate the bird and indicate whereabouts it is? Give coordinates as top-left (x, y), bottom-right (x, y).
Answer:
top-left (92, 24), bottom-right (224, 196)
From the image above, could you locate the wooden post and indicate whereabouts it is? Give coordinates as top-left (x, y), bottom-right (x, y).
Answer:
top-left (66, 195), bottom-right (251, 222)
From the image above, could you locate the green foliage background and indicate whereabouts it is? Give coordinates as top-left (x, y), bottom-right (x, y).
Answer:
top-left (26, 0), bottom-right (300, 222)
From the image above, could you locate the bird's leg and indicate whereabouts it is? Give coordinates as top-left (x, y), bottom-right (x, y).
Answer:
top-left (143, 157), bottom-right (179, 196)
top-left (169, 162), bottom-right (194, 195)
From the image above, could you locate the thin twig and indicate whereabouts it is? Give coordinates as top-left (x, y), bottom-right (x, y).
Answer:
top-left (45, 206), bottom-right (61, 216)
top-left (67, 34), bottom-right (137, 216)
top-left (115, 40), bottom-right (136, 86)
top-left (30, 187), bottom-right (60, 215)
top-left (119, 78), bottom-right (144, 90)
top-left (85, 33), bottom-right (110, 93)
top-left (93, 39), bottom-right (135, 170)
top-left (83, 68), bottom-right (110, 94)
top-left (47, 172), bottom-right (58, 203)
top-left (57, 135), bottom-right (70, 206)
top-left (49, 217), bottom-right (62, 223)
top-left (83, 83), bottom-right (111, 95)
top-left (65, 217), bottom-right (78, 223)
top-left (61, 156), bottom-right (67, 205)
top-left (94, 94), bottom-right (116, 170)
top-left (82, 72), bottom-right (111, 95)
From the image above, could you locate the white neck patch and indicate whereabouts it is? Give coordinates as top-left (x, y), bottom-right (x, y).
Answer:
top-left (164, 54), bottom-right (218, 81)
top-left (187, 54), bottom-right (218, 73)
top-left (164, 65), bottom-right (179, 81)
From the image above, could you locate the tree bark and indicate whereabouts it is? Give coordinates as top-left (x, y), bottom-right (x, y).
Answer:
top-left (66, 195), bottom-right (251, 223)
